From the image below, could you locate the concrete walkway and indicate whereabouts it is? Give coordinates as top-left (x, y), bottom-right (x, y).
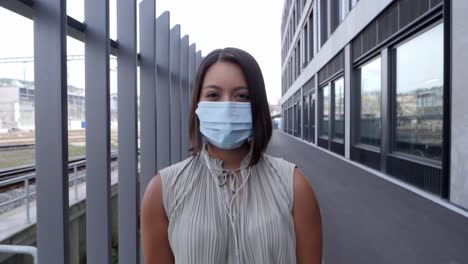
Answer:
top-left (267, 131), bottom-right (468, 264)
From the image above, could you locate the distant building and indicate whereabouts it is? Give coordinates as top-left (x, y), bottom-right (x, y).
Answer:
top-left (0, 78), bottom-right (92, 131)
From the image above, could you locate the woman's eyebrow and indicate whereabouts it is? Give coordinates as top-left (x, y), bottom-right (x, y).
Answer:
top-left (202, 84), bottom-right (222, 90)
top-left (232, 86), bottom-right (248, 91)
top-left (202, 85), bottom-right (248, 91)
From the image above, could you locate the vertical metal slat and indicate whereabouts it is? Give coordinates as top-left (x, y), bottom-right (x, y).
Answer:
top-left (34, 0), bottom-right (69, 263)
top-left (117, 0), bottom-right (138, 262)
top-left (139, 0), bottom-right (157, 200)
top-left (188, 43), bottom-right (197, 100)
top-left (156, 12), bottom-right (171, 170)
top-left (85, 0), bottom-right (112, 262)
top-left (180, 35), bottom-right (190, 159)
top-left (196, 51), bottom-right (202, 72)
top-left (170, 25), bottom-right (182, 164)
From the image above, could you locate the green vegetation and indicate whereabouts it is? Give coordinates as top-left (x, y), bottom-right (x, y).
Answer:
top-left (0, 145), bottom-right (87, 170)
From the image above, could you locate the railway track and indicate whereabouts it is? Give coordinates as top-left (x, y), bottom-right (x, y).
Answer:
top-left (0, 151), bottom-right (119, 191)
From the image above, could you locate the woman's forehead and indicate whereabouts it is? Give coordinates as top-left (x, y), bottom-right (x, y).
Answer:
top-left (202, 61), bottom-right (247, 88)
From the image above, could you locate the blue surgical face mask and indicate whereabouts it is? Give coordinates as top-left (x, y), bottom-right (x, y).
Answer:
top-left (195, 101), bottom-right (253, 150)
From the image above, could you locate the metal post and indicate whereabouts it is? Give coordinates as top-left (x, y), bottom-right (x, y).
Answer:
top-left (74, 164), bottom-right (78, 200)
top-left (188, 43), bottom-right (197, 103)
top-left (156, 12), bottom-right (171, 170)
top-left (0, 245), bottom-right (38, 264)
top-left (118, 0), bottom-right (139, 262)
top-left (139, 0), bottom-right (157, 200)
top-left (170, 25), bottom-right (182, 164)
top-left (344, 44), bottom-right (352, 159)
top-left (180, 35), bottom-right (189, 159)
top-left (85, 0), bottom-right (112, 262)
top-left (314, 74), bottom-right (319, 144)
top-left (24, 178), bottom-right (30, 224)
top-left (196, 51), bottom-right (202, 72)
top-left (34, 0), bottom-right (70, 262)
top-left (381, 48), bottom-right (390, 172)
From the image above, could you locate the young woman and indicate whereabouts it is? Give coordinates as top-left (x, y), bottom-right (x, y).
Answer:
top-left (141, 47), bottom-right (322, 264)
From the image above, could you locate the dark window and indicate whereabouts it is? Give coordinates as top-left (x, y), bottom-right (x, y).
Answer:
top-left (319, 0), bottom-right (328, 47)
top-left (320, 85), bottom-right (330, 137)
top-left (333, 77), bottom-right (344, 139)
top-left (303, 95), bottom-right (309, 140)
top-left (340, 0), bottom-right (346, 21)
top-left (358, 57), bottom-right (381, 146)
top-left (304, 25), bottom-right (308, 65)
top-left (331, 0), bottom-right (346, 33)
top-left (308, 10), bottom-right (314, 61)
top-left (297, 40), bottom-right (301, 74)
top-left (331, 0), bottom-right (339, 33)
top-left (394, 23), bottom-right (444, 161)
top-left (310, 93), bottom-right (316, 143)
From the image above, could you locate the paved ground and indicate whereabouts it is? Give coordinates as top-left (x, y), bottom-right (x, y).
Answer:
top-left (267, 131), bottom-right (468, 264)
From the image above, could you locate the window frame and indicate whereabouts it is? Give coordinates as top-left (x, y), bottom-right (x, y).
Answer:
top-left (354, 55), bottom-right (383, 149)
top-left (390, 22), bottom-right (444, 167)
top-left (331, 76), bottom-right (345, 141)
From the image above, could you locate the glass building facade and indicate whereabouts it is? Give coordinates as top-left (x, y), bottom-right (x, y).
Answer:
top-left (280, 0), bottom-right (457, 202)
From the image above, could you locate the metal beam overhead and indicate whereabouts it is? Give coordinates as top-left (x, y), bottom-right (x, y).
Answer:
top-left (1, 0), bottom-right (119, 55)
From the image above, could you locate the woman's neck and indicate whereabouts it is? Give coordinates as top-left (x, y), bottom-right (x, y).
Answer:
top-left (207, 143), bottom-right (249, 170)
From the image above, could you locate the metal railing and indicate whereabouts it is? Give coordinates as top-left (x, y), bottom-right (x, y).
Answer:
top-left (1, 0), bottom-right (203, 262)
top-left (0, 152), bottom-right (118, 224)
top-left (0, 245), bottom-right (38, 264)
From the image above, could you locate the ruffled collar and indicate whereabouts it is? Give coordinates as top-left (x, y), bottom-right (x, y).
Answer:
top-left (200, 143), bottom-right (252, 171)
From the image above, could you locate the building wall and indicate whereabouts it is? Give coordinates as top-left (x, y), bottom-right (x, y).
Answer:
top-left (280, 0), bottom-right (462, 208)
top-left (450, 0), bottom-right (468, 209)
top-left (0, 87), bottom-right (19, 129)
top-left (0, 82), bottom-right (88, 131)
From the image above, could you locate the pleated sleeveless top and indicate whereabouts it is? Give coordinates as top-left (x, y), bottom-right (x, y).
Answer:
top-left (159, 147), bottom-right (297, 264)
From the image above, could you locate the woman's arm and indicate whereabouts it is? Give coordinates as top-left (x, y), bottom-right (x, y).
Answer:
top-left (293, 168), bottom-right (323, 264)
top-left (141, 174), bottom-right (174, 264)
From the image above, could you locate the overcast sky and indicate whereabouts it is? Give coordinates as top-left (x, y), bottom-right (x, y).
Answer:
top-left (0, 0), bottom-right (284, 104)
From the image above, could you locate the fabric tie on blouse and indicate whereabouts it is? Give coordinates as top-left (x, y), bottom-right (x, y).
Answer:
top-left (159, 147), bottom-right (297, 264)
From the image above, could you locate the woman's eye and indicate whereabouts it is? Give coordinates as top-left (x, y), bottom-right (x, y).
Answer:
top-left (236, 93), bottom-right (250, 100)
top-left (206, 93), bottom-right (218, 98)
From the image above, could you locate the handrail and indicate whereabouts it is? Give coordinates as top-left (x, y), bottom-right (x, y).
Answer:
top-left (0, 152), bottom-right (117, 179)
top-left (0, 245), bottom-right (38, 264)
top-left (0, 152), bottom-right (118, 223)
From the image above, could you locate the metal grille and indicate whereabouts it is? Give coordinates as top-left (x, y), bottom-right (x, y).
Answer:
top-left (399, 0), bottom-right (430, 30)
top-left (377, 4), bottom-right (399, 44)
top-left (352, 35), bottom-right (362, 62)
top-left (1, 0), bottom-right (203, 262)
top-left (387, 155), bottom-right (443, 196)
top-left (362, 22), bottom-right (377, 56)
top-left (330, 141), bottom-right (345, 155)
top-left (352, 0), bottom-right (442, 62)
top-left (350, 147), bottom-right (381, 171)
top-left (318, 51), bottom-right (344, 85)
top-left (303, 76), bottom-right (316, 94)
top-left (294, 90), bottom-right (302, 102)
top-left (318, 65), bottom-right (328, 84)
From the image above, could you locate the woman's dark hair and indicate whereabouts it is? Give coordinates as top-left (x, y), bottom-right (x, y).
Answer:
top-left (188, 47), bottom-right (272, 166)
